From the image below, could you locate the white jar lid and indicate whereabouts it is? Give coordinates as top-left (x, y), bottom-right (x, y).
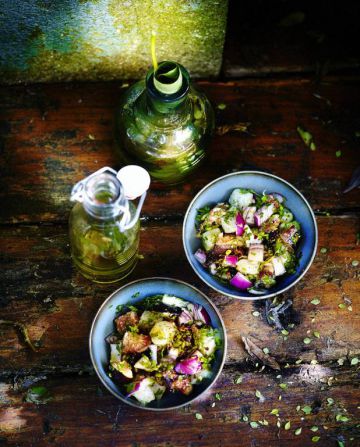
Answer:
top-left (117, 165), bottom-right (151, 200)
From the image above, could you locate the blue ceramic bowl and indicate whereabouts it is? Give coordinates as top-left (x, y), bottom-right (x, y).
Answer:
top-left (183, 171), bottom-right (318, 300)
top-left (89, 277), bottom-right (227, 411)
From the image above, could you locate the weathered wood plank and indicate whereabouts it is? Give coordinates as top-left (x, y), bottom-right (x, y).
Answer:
top-left (223, 0), bottom-right (360, 78)
top-left (0, 77), bottom-right (359, 224)
top-left (1, 216), bottom-right (359, 376)
top-left (0, 366), bottom-right (359, 446)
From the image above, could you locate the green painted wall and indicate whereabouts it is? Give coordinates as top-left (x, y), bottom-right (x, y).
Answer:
top-left (0, 0), bottom-right (228, 83)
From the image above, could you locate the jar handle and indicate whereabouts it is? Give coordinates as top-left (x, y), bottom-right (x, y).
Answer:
top-left (119, 191), bottom-right (147, 231)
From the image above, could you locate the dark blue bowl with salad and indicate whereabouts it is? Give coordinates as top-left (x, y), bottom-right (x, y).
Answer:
top-left (89, 277), bottom-right (227, 411)
top-left (183, 171), bottom-right (318, 300)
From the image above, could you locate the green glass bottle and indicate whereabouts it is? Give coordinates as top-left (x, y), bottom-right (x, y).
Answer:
top-left (115, 61), bottom-right (214, 184)
top-left (69, 166), bottom-right (150, 283)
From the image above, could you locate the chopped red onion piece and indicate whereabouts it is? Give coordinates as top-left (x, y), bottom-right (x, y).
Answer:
top-left (175, 356), bottom-right (202, 375)
top-left (230, 272), bottom-right (252, 290)
top-left (254, 203), bottom-right (276, 227)
top-left (126, 381), bottom-right (141, 398)
top-left (224, 255), bottom-right (238, 267)
top-left (178, 309), bottom-right (193, 325)
top-left (194, 248), bottom-right (206, 264)
top-left (236, 213), bottom-right (245, 236)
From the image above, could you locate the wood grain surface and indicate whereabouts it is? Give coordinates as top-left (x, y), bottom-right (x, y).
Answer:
top-left (0, 74), bottom-right (359, 446)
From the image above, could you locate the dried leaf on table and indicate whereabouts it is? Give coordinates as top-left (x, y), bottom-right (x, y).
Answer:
top-left (216, 122), bottom-right (251, 136)
top-left (343, 165), bottom-right (360, 193)
top-left (242, 336), bottom-right (281, 370)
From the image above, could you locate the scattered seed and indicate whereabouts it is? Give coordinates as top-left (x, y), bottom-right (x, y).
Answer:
top-left (211, 402), bottom-right (215, 408)
top-left (303, 337), bottom-right (312, 345)
top-left (320, 247), bottom-right (327, 254)
top-left (234, 375), bottom-right (243, 384)
top-left (296, 405), bottom-right (301, 412)
top-left (335, 150), bottom-right (342, 158)
top-left (311, 298), bottom-right (321, 305)
top-left (311, 426), bottom-right (319, 432)
top-left (263, 347), bottom-right (270, 355)
top-left (295, 428), bottom-right (302, 435)
top-left (250, 421), bottom-right (259, 428)
top-left (217, 103), bottom-right (227, 110)
top-left (215, 393), bottom-right (222, 401)
top-left (255, 390), bottom-right (265, 401)
top-left (270, 409), bottom-right (279, 416)
top-left (337, 358), bottom-right (345, 366)
top-left (352, 260), bottom-right (359, 267)
top-left (312, 436), bottom-right (321, 442)
top-left (327, 398), bottom-right (334, 406)
top-left (311, 359), bottom-right (318, 365)
top-left (351, 357), bottom-right (359, 366)
top-left (88, 134), bottom-right (95, 140)
top-left (284, 421), bottom-right (291, 430)
top-left (279, 383), bottom-right (287, 390)
top-left (195, 413), bottom-right (203, 420)
top-left (281, 329), bottom-right (289, 336)
top-left (313, 331), bottom-right (320, 338)
top-left (338, 303), bottom-right (346, 309)
top-left (295, 359), bottom-right (303, 365)
top-left (242, 415), bottom-right (249, 422)
top-left (252, 311), bottom-right (260, 317)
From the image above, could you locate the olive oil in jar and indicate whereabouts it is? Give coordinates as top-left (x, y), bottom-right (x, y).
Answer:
top-left (69, 166), bottom-right (150, 283)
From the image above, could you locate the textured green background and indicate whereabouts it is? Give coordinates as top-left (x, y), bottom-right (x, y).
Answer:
top-left (0, 0), bottom-right (228, 84)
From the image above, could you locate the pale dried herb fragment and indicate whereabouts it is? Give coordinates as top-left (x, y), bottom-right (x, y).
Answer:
top-left (327, 398), bottom-right (334, 406)
top-left (302, 405), bottom-right (312, 415)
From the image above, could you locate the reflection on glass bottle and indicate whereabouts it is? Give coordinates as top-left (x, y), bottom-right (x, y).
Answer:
top-left (115, 62), bottom-right (214, 184)
top-left (69, 166), bottom-right (149, 283)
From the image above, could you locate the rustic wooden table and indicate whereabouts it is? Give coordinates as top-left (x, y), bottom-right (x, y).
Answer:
top-left (1, 0), bottom-right (360, 438)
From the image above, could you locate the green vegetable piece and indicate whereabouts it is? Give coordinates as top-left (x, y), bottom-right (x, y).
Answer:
top-left (201, 228), bottom-right (221, 251)
top-left (150, 321), bottom-right (177, 347)
top-left (297, 126), bottom-right (315, 150)
top-left (134, 355), bottom-right (157, 372)
top-left (336, 414), bottom-right (349, 422)
top-left (215, 392), bottom-right (222, 401)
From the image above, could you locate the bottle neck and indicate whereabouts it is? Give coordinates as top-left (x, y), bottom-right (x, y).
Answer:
top-left (145, 62), bottom-right (190, 115)
top-left (82, 173), bottom-right (128, 220)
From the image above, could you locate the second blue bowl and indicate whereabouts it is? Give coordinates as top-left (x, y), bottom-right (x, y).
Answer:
top-left (183, 171), bottom-right (318, 300)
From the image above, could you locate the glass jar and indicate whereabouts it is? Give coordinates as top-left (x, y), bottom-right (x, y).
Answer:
top-left (69, 166), bottom-right (150, 283)
top-left (115, 62), bottom-right (214, 184)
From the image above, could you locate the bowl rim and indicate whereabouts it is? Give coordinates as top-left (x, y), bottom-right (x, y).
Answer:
top-left (89, 276), bottom-right (228, 411)
top-left (183, 170), bottom-right (318, 301)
